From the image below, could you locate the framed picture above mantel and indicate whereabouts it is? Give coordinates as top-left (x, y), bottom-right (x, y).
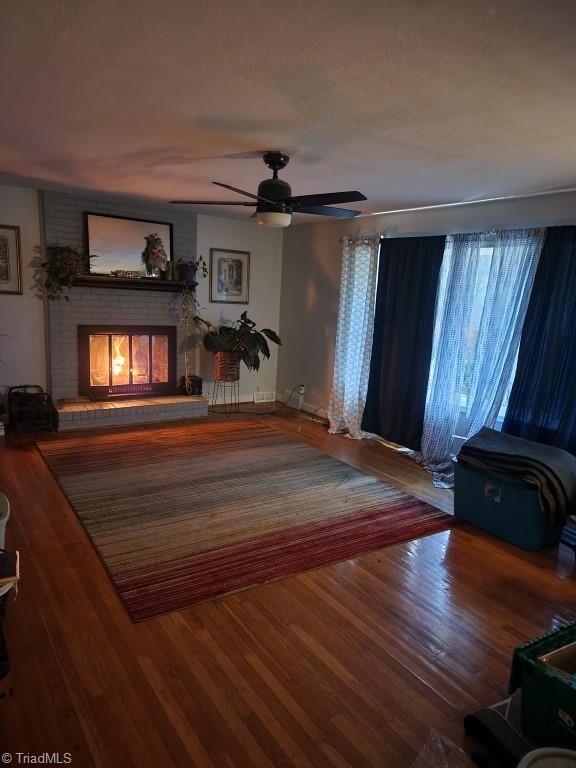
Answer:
top-left (85, 212), bottom-right (174, 280)
top-left (209, 248), bottom-right (250, 304)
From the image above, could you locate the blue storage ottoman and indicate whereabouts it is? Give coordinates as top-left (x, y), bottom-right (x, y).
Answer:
top-left (454, 460), bottom-right (562, 551)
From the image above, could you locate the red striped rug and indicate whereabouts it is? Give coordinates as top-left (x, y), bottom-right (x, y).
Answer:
top-left (38, 420), bottom-right (455, 621)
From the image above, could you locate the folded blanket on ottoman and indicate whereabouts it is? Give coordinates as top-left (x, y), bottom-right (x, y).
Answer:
top-left (458, 428), bottom-right (576, 528)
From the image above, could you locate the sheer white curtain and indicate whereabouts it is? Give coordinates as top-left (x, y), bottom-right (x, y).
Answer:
top-left (328, 235), bottom-right (380, 438)
top-left (417, 228), bottom-right (545, 487)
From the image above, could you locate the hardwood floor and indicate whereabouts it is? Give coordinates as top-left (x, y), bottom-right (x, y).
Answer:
top-left (0, 409), bottom-right (575, 766)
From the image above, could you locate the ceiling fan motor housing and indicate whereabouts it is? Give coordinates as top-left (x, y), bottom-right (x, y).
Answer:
top-left (257, 177), bottom-right (292, 212)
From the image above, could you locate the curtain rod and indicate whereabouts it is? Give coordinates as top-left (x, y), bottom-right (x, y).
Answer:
top-left (378, 226), bottom-right (549, 240)
top-left (360, 186), bottom-right (576, 219)
top-left (341, 227), bottom-right (544, 244)
top-left (379, 229), bottom-right (498, 238)
top-left (338, 234), bottom-right (381, 244)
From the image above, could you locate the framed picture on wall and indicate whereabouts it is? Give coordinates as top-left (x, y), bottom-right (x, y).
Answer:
top-left (85, 212), bottom-right (173, 278)
top-left (209, 248), bottom-right (250, 304)
top-left (0, 224), bottom-right (22, 295)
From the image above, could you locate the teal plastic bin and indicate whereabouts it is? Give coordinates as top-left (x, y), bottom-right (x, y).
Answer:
top-left (454, 461), bottom-right (562, 551)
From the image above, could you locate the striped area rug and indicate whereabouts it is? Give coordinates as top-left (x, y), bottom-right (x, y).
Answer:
top-left (37, 420), bottom-right (455, 621)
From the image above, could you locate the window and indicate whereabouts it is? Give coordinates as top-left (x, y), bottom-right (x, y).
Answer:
top-left (446, 242), bottom-right (519, 446)
top-left (428, 237), bottom-right (527, 453)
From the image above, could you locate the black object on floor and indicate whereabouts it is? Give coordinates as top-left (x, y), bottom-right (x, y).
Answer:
top-left (464, 692), bottom-right (532, 768)
top-left (470, 749), bottom-right (515, 768)
top-left (180, 375), bottom-right (202, 396)
top-left (8, 385), bottom-right (58, 432)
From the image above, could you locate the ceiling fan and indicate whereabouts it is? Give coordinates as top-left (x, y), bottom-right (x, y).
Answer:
top-left (170, 151), bottom-right (367, 227)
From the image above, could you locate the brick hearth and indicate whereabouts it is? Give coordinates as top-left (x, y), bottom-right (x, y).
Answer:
top-left (57, 396), bottom-right (208, 430)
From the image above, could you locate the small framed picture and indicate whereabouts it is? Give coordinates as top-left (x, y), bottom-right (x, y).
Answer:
top-left (209, 248), bottom-right (250, 304)
top-left (0, 225), bottom-right (22, 295)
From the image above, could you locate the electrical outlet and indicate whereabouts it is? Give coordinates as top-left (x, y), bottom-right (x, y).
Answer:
top-left (298, 384), bottom-right (305, 395)
top-left (254, 391), bottom-right (275, 403)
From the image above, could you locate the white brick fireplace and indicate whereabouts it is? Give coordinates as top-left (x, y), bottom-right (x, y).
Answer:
top-left (47, 286), bottom-right (208, 429)
top-left (43, 191), bottom-right (208, 427)
top-left (48, 286), bottom-right (184, 402)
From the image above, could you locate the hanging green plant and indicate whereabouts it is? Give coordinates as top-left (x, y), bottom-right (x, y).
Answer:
top-left (176, 259), bottom-right (208, 394)
top-left (38, 244), bottom-right (93, 300)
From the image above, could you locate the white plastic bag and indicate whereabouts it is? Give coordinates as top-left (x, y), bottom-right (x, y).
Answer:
top-left (412, 729), bottom-right (473, 768)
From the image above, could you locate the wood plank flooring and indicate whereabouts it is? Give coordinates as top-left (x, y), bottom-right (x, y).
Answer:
top-left (0, 409), bottom-right (575, 766)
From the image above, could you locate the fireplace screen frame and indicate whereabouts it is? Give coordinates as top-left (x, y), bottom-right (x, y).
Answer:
top-left (78, 325), bottom-right (177, 400)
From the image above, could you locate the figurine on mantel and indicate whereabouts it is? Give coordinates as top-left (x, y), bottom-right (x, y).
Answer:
top-left (141, 233), bottom-right (168, 277)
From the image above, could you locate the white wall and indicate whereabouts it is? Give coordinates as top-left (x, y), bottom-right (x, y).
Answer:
top-left (195, 214), bottom-right (283, 401)
top-left (277, 191), bottom-right (576, 413)
top-left (0, 185), bottom-right (46, 391)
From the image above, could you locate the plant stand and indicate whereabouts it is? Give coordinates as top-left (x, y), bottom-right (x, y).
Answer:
top-left (211, 379), bottom-right (240, 417)
top-left (210, 352), bottom-right (241, 416)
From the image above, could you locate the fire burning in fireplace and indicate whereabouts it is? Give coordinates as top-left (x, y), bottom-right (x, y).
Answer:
top-left (111, 337), bottom-right (126, 379)
top-left (78, 325), bottom-right (177, 399)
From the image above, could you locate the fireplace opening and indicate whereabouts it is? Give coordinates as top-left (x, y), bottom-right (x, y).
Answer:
top-left (78, 325), bottom-right (177, 399)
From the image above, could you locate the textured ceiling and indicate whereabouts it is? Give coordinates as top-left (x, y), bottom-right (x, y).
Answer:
top-left (1, 0), bottom-right (576, 222)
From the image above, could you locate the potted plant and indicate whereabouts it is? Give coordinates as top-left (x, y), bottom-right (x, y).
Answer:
top-left (175, 254), bottom-right (210, 394)
top-left (177, 254), bottom-right (207, 286)
top-left (203, 311), bottom-right (281, 381)
top-left (35, 244), bottom-right (92, 301)
top-left (177, 282), bottom-right (206, 393)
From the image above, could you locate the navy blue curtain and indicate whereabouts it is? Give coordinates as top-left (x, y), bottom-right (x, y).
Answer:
top-left (361, 235), bottom-right (445, 451)
top-left (503, 226), bottom-right (576, 454)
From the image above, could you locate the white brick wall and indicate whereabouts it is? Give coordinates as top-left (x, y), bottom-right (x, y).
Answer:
top-left (42, 190), bottom-right (196, 254)
top-left (43, 191), bottom-right (197, 402)
top-left (48, 286), bottom-right (187, 401)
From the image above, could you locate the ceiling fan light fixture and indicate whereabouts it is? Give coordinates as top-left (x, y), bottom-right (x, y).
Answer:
top-left (170, 151), bottom-right (367, 223)
top-left (256, 211), bottom-right (292, 227)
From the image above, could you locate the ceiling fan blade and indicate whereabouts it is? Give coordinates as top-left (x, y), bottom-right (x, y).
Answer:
top-left (297, 205), bottom-right (362, 218)
top-left (212, 181), bottom-right (276, 206)
top-left (170, 200), bottom-right (257, 206)
top-left (287, 191), bottom-right (367, 207)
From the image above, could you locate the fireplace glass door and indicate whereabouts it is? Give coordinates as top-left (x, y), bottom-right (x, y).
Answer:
top-left (79, 325), bottom-right (177, 399)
